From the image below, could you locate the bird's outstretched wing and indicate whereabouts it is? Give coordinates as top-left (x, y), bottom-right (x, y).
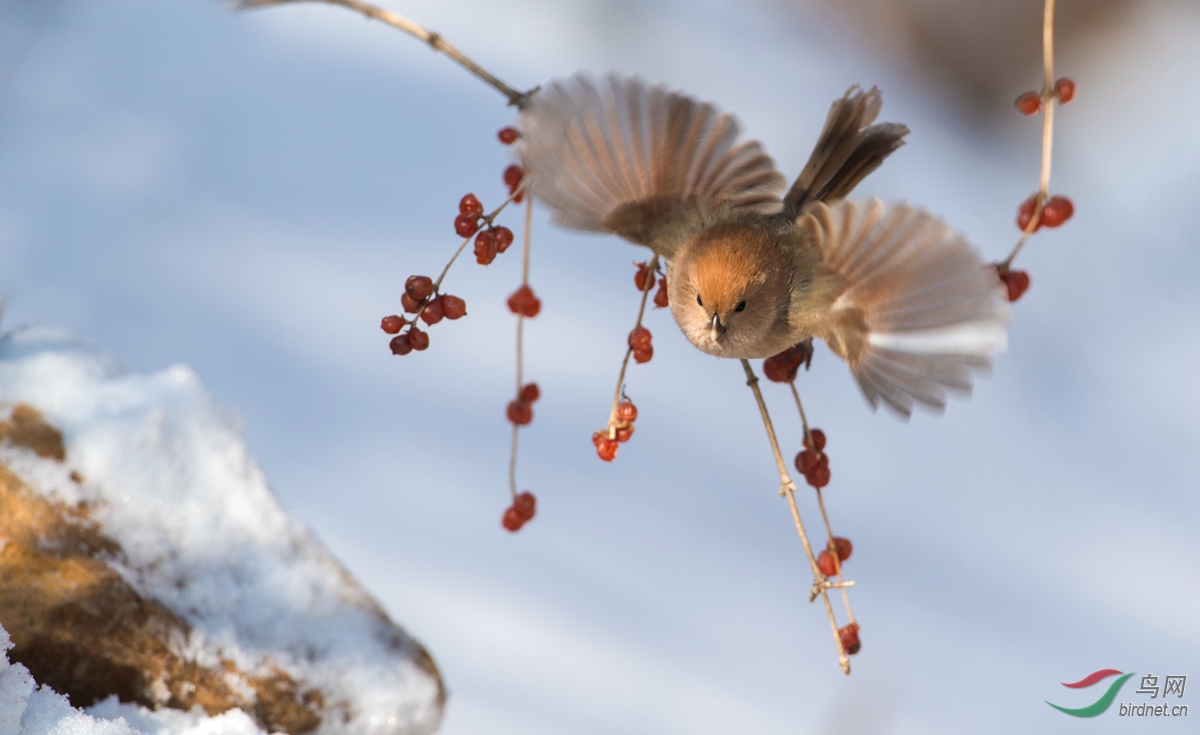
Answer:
top-left (516, 73), bottom-right (787, 257)
top-left (802, 198), bottom-right (1009, 417)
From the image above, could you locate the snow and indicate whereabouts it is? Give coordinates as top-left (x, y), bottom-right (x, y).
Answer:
top-left (0, 326), bottom-right (441, 735)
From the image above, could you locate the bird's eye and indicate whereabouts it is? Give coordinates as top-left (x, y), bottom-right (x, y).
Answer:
top-left (735, 300), bottom-right (747, 312)
top-left (696, 294), bottom-right (703, 307)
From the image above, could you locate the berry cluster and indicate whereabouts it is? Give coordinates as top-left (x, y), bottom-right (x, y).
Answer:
top-left (384, 275), bottom-right (468, 355)
top-left (592, 397), bottom-right (638, 462)
top-left (816, 536), bottom-right (853, 577)
top-left (1016, 194), bottom-right (1074, 233)
top-left (633, 260), bottom-right (669, 308)
top-left (794, 428), bottom-right (831, 489)
top-left (628, 326), bottom-right (653, 364)
top-left (502, 490), bottom-right (537, 532)
top-left (838, 623), bottom-right (861, 656)
top-left (507, 382), bottom-right (540, 426)
top-left (762, 341), bottom-right (814, 383)
top-left (455, 193), bottom-right (516, 266)
top-left (1014, 77), bottom-right (1076, 115)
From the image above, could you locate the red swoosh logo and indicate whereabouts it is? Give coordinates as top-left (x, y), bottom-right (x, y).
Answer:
top-left (1062, 669), bottom-right (1123, 688)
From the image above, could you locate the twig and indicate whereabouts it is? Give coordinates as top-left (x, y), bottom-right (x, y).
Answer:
top-left (741, 360), bottom-right (851, 675)
top-left (239, 0), bottom-right (536, 108)
top-left (604, 256), bottom-right (659, 438)
top-left (788, 383), bottom-right (855, 626)
top-left (1002, 0), bottom-right (1057, 270)
top-left (508, 196), bottom-right (534, 499)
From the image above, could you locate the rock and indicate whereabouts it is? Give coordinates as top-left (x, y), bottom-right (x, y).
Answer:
top-left (0, 328), bottom-right (444, 734)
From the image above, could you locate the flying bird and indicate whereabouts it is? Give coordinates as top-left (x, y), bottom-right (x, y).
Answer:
top-left (515, 73), bottom-right (1007, 416)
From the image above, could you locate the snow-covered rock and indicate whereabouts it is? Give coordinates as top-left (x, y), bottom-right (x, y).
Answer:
top-left (0, 326), bottom-right (444, 734)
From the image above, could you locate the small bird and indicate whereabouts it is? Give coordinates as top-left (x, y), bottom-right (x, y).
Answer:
top-left (515, 73), bottom-right (1007, 416)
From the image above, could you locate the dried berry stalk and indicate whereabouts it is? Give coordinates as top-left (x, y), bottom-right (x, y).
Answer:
top-left (998, 0), bottom-right (1075, 301)
top-left (740, 359), bottom-right (855, 674)
top-left (591, 257), bottom-right (659, 461)
top-left (239, 0), bottom-right (534, 107)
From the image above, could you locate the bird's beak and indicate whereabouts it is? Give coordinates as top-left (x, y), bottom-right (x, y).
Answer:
top-left (708, 313), bottom-right (722, 342)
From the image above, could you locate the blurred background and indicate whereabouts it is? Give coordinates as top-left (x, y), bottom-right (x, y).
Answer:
top-left (1, 0), bottom-right (1198, 733)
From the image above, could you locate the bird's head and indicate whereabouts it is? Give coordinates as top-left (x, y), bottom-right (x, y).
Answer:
top-left (667, 222), bottom-right (792, 359)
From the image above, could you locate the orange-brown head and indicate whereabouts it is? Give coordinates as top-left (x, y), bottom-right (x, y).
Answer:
top-left (667, 219), bottom-right (793, 358)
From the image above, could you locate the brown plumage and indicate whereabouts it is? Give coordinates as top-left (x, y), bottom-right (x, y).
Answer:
top-left (516, 73), bottom-right (1007, 417)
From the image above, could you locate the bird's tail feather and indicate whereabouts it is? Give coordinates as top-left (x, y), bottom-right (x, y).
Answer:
top-left (783, 87), bottom-right (909, 216)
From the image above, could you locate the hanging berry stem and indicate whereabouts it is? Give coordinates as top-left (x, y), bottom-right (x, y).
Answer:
top-left (788, 382), bottom-right (856, 627)
top-left (740, 359), bottom-right (853, 675)
top-left (603, 255), bottom-right (659, 440)
top-left (239, 0), bottom-right (536, 108)
top-left (509, 196), bottom-right (534, 499)
top-left (1002, 0), bottom-right (1060, 270)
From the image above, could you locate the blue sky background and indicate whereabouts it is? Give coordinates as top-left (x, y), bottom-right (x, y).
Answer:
top-left (1, 0), bottom-right (1197, 733)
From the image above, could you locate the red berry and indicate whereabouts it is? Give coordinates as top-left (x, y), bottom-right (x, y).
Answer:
top-left (389, 333), bottom-right (412, 355)
top-left (514, 491), bottom-right (536, 520)
top-left (520, 383), bottom-right (540, 403)
top-left (1040, 195), bottom-right (1074, 227)
top-left (1016, 195), bottom-right (1043, 233)
top-left (628, 326), bottom-right (652, 352)
top-left (405, 275), bottom-right (434, 302)
top-left (615, 424), bottom-right (634, 443)
top-left (502, 506), bottom-right (524, 532)
top-left (522, 295), bottom-right (541, 318)
top-left (803, 428), bottom-right (826, 451)
top-left (401, 292), bottom-right (423, 314)
top-left (459, 193), bottom-right (483, 218)
top-left (455, 213), bottom-right (480, 238)
top-left (475, 230), bottom-right (498, 265)
top-left (817, 550), bottom-right (838, 577)
top-left (633, 347), bottom-right (653, 364)
top-left (838, 623), bottom-right (860, 654)
top-left (494, 226), bottom-right (515, 253)
top-left (1054, 77), bottom-right (1076, 104)
top-left (498, 126), bottom-right (520, 145)
top-left (833, 537), bottom-right (853, 562)
top-left (633, 261), bottom-right (656, 292)
top-left (381, 315), bottom-right (404, 334)
top-left (763, 342), bottom-right (812, 383)
top-left (616, 400), bottom-right (638, 423)
top-left (795, 449), bottom-right (817, 474)
top-left (1000, 269), bottom-right (1031, 302)
top-left (654, 278), bottom-right (669, 308)
top-left (1015, 91), bottom-right (1042, 116)
top-left (441, 294), bottom-right (467, 320)
top-left (806, 461), bottom-right (831, 489)
top-left (507, 399), bottom-right (533, 426)
top-left (407, 327), bottom-right (430, 351)
top-left (592, 431), bottom-right (618, 462)
top-left (420, 295), bottom-right (444, 325)
top-left (507, 285), bottom-right (531, 315)
top-left (503, 164), bottom-right (524, 190)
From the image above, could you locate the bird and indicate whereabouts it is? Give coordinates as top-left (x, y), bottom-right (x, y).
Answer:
top-left (514, 73), bottom-right (1008, 417)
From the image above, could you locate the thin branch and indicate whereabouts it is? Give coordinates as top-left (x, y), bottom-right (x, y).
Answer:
top-left (604, 256), bottom-right (659, 437)
top-left (741, 360), bottom-right (851, 675)
top-left (1002, 0), bottom-right (1057, 269)
top-left (239, 0), bottom-right (535, 108)
top-left (788, 382), bottom-right (856, 626)
top-left (509, 196), bottom-right (534, 499)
